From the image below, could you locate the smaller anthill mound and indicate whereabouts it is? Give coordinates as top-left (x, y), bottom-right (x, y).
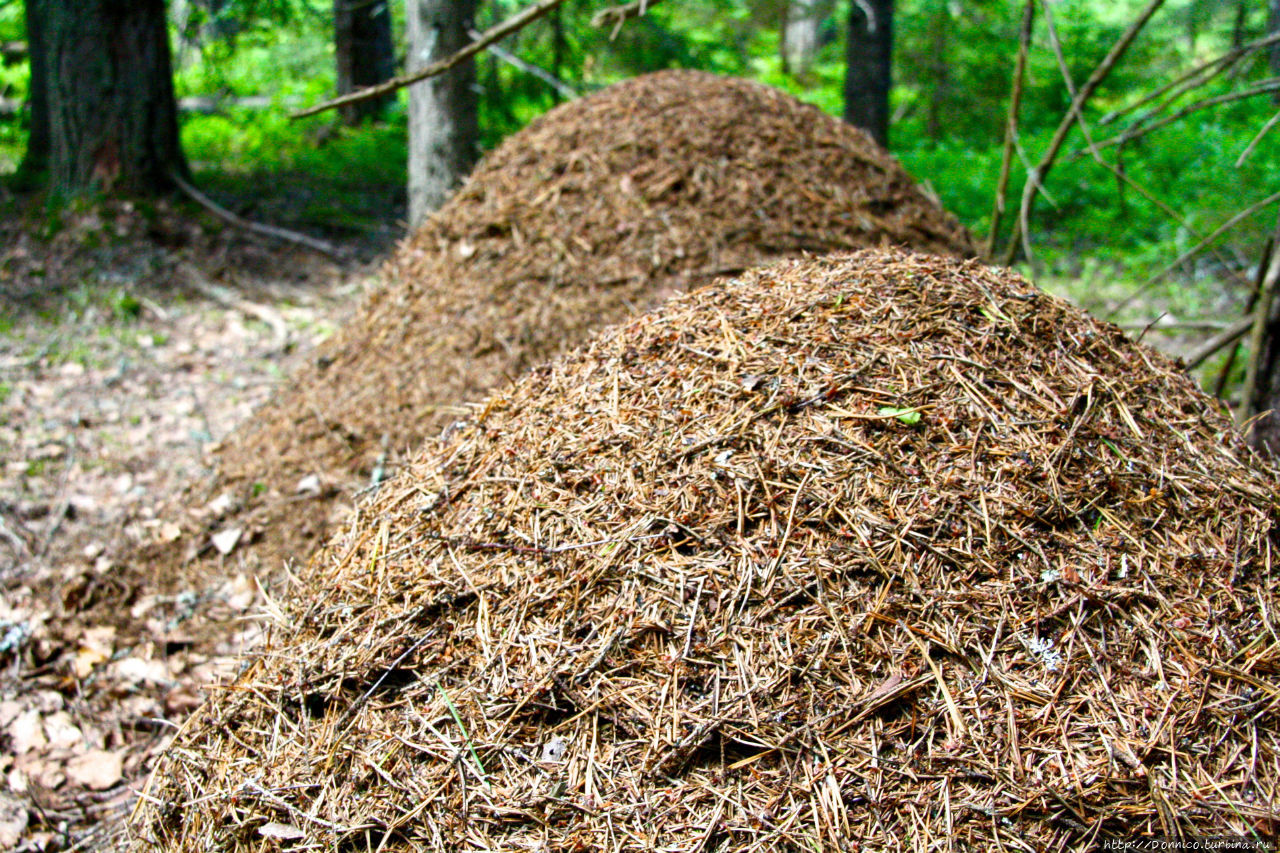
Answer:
top-left (145, 69), bottom-right (973, 590)
top-left (133, 249), bottom-right (1277, 851)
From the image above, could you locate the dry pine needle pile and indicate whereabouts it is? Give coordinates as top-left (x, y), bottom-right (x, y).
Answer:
top-left (134, 249), bottom-right (1278, 851)
top-left (151, 69), bottom-right (974, 582)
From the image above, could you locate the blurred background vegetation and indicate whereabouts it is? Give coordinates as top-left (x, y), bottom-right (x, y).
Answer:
top-left (1, 0), bottom-right (1278, 370)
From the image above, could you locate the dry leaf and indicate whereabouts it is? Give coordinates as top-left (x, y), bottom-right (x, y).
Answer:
top-left (0, 792), bottom-right (28, 849)
top-left (111, 657), bottom-right (171, 687)
top-left (206, 493), bottom-right (236, 516)
top-left (295, 474), bottom-right (321, 494)
top-left (258, 822), bottom-right (306, 840)
top-left (8, 711), bottom-right (44, 754)
top-left (42, 712), bottom-right (82, 750)
top-left (211, 527), bottom-right (242, 556)
top-left (65, 749), bottom-right (123, 791)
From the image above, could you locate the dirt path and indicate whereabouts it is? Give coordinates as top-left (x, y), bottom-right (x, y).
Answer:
top-left (0, 202), bottom-right (377, 850)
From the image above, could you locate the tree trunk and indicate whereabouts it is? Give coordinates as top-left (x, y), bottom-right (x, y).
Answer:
top-left (781, 0), bottom-right (823, 77)
top-left (16, 0), bottom-right (49, 182)
top-left (924, 3), bottom-right (949, 140)
top-left (335, 0), bottom-right (396, 125)
top-left (1271, 0), bottom-right (1280, 104)
top-left (33, 0), bottom-right (187, 198)
top-left (843, 0), bottom-right (893, 147)
top-left (406, 0), bottom-right (479, 226)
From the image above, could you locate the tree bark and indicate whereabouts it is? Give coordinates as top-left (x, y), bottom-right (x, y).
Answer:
top-left (406, 0), bottom-right (479, 226)
top-left (33, 0), bottom-right (187, 197)
top-left (843, 0), bottom-right (893, 147)
top-left (335, 0), bottom-right (396, 125)
top-left (782, 0), bottom-right (825, 77)
top-left (1271, 0), bottom-right (1280, 104)
top-left (16, 0), bottom-right (49, 182)
top-left (924, 3), bottom-right (949, 140)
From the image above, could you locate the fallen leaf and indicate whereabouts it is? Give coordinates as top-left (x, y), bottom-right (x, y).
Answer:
top-left (206, 493), bottom-right (236, 516)
top-left (258, 822), bottom-right (306, 840)
top-left (211, 527), bottom-right (242, 556)
top-left (42, 712), bottom-right (82, 750)
top-left (111, 657), bottom-right (171, 687)
top-left (296, 474), bottom-right (321, 494)
top-left (8, 711), bottom-right (45, 754)
top-left (541, 736), bottom-right (569, 763)
top-left (65, 749), bottom-right (123, 790)
top-left (0, 792), bottom-right (28, 849)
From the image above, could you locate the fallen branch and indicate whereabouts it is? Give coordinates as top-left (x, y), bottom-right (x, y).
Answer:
top-left (177, 263), bottom-right (291, 351)
top-left (592, 0), bottom-right (665, 37)
top-left (1184, 317), bottom-right (1255, 371)
top-left (1000, 0), bottom-right (1166, 266)
top-left (1039, 0), bottom-right (1242, 293)
top-left (292, 0), bottom-right (569, 120)
top-left (168, 170), bottom-right (342, 259)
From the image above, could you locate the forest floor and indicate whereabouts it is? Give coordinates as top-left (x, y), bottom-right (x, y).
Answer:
top-left (0, 190), bottom-right (391, 851)
top-left (0, 185), bottom-right (1246, 850)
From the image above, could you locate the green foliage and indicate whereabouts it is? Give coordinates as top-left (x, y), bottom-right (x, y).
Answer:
top-left (0, 0), bottom-right (1274, 359)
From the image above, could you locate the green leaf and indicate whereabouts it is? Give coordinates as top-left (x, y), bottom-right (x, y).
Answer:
top-left (878, 406), bottom-right (922, 425)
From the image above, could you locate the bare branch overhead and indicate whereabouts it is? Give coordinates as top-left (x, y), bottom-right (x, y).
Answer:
top-left (291, 0), bottom-right (571, 120)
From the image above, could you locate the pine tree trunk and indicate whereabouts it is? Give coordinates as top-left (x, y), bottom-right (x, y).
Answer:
top-left (16, 0), bottom-right (49, 182)
top-left (335, 0), bottom-right (396, 125)
top-left (843, 0), bottom-right (893, 147)
top-left (34, 0), bottom-right (186, 197)
top-left (406, 0), bottom-right (478, 226)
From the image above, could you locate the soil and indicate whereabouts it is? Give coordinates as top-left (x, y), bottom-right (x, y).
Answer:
top-left (0, 195), bottom-right (381, 851)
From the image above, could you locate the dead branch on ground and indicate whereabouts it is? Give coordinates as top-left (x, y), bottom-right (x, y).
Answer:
top-left (169, 170), bottom-right (342, 259)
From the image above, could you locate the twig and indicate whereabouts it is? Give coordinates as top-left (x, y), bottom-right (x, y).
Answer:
top-left (169, 170), bottom-right (342, 259)
top-left (591, 0), bottom-right (665, 37)
top-left (177, 263), bottom-right (291, 350)
top-left (1108, 190), bottom-right (1280, 319)
top-left (478, 36), bottom-right (579, 100)
top-left (292, 0), bottom-right (569, 119)
top-left (1237, 109), bottom-right (1280, 167)
top-left (37, 437), bottom-right (75, 558)
top-left (1215, 235), bottom-right (1278, 394)
top-left (1090, 78), bottom-right (1280, 154)
top-left (1098, 31), bottom-right (1280, 127)
top-left (1000, 0), bottom-right (1167, 266)
top-left (1184, 317), bottom-right (1255, 371)
top-left (986, 0), bottom-right (1035, 261)
top-left (1040, 0), bottom-right (1242, 295)
top-left (1238, 226), bottom-right (1280, 426)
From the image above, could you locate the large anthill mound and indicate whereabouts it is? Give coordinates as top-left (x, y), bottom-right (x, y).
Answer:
top-left (133, 250), bottom-right (1278, 851)
top-left (150, 69), bottom-right (974, 584)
